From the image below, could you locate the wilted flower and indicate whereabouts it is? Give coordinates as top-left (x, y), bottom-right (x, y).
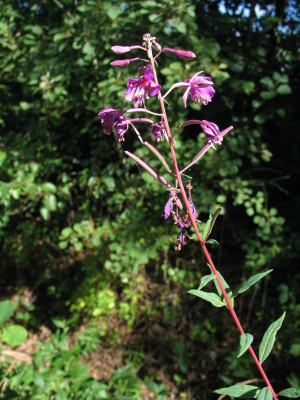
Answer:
top-left (125, 66), bottom-right (161, 108)
top-left (98, 108), bottom-right (129, 141)
top-left (200, 120), bottom-right (223, 145)
top-left (163, 196), bottom-right (173, 219)
top-left (149, 121), bottom-right (166, 141)
top-left (183, 72), bottom-right (215, 107)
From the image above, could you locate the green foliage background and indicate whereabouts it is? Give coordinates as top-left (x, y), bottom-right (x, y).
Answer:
top-left (0, 0), bottom-right (299, 398)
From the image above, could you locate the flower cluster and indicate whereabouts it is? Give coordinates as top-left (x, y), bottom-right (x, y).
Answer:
top-left (98, 34), bottom-right (231, 249)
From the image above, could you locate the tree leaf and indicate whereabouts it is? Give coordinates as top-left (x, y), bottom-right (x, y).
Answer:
top-left (188, 289), bottom-right (225, 308)
top-left (278, 388), bottom-right (300, 398)
top-left (259, 312), bottom-right (286, 363)
top-left (2, 324), bottom-right (28, 346)
top-left (214, 384), bottom-right (259, 398)
top-left (277, 84), bottom-right (292, 95)
top-left (257, 387), bottom-right (273, 400)
top-left (237, 333), bottom-right (253, 358)
top-left (236, 270), bottom-right (273, 295)
top-left (0, 300), bottom-right (17, 325)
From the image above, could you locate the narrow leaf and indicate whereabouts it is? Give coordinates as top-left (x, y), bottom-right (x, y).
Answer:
top-left (278, 388), bottom-right (300, 398)
top-left (198, 274), bottom-right (216, 290)
top-left (202, 208), bottom-right (223, 241)
top-left (205, 238), bottom-right (219, 246)
top-left (125, 151), bottom-right (170, 188)
top-left (214, 384), bottom-right (259, 398)
top-left (236, 270), bottom-right (273, 295)
top-left (257, 387), bottom-right (273, 400)
top-left (144, 141), bottom-right (172, 173)
top-left (259, 312), bottom-right (286, 363)
top-left (207, 264), bottom-right (234, 307)
top-left (188, 289), bottom-right (225, 308)
top-left (237, 333), bottom-right (253, 358)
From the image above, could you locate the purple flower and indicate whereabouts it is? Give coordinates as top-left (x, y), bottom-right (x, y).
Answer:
top-left (178, 232), bottom-right (185, 246)
top-left (189, 198), bottom-right (198, 220)
top-left (98, 108), bottom-right (129, 141)
top-left (125, 66), bottom-right (161, 108)
top-left (175, 231), bottom-right (186, 251)
top-left (163, 196), bottom-right (173, 219)
top-left (149, 121), bottom-right (166, 141)
top-left (183, 72), bottom-right (215, 107)
top-left (200, 120), bottom-right (223, 145)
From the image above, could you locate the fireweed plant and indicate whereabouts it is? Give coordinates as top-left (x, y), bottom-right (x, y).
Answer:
top-left (99, 34), bottom-right (298, 399)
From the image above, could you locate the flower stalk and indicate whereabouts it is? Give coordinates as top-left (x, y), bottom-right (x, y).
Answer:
top-left (146, 37), bottom-right (278, 400)
top-left (99, 33), bottom-right (281, 399)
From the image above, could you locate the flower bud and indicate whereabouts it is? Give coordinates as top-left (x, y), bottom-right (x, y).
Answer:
top-left (111, 45), bottom-right (145, 54)
top-left (111, 45), bottom-right (133, 54)
top-left (162, 48), bottom-right (196, 60)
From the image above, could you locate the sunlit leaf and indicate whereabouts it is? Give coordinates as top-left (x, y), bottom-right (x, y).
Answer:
top-left (0, 300), bottom-right (17, 324)
top-left (2, 324), bottom-right (28, 346)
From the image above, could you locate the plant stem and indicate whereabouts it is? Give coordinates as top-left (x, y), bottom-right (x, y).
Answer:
top-left (148, 47), bottom-right (278, 399)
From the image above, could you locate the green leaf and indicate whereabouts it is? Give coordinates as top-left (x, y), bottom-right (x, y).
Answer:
top-left (260, 77), bottom-right (273, 88)
top-left (198, 274), bottom-right (216, 290)
top-left (236, 270), bottom-right (273, 295)
top-left (257, 387), bottom-right (272, 400)
top-left (0, 150), bottom-right (7, 167)
top-left (214, 384), bottom-right (259, 398)
top-left (207, 265), bottom-right (234, 307)
top-left (42, 182), bottom-right (57, 193)
top-left (205, 238), bottom-right (219, 246)
top-left (237, 333), bottom-right (253, 358)
top-left (278, 388), bottom-right (300, 398)
top-left (43, 194), bottom-right (57, 211)
top-left (202, 208), bottom-right (223, 241)
top-left (2, 324), bottom-right (28, 346)
top-left (40, 207), bottom-right (50, 221)
top-left (106, 6), bottom-right (122, 19)
top-left (273, 72), bottom-right (289, 83)
top-left (277, 84), bottom-right (292, 95)
top-left (0, 300), bottom-right (17, 324)
top-left (61, 227), bottom-right (73, 239)
top-left (188, 289), bottom-right (225, 308)
top-left (254, 114), bottom-right (266, 124)
top-left (259, 311), bottom-right (286, 363)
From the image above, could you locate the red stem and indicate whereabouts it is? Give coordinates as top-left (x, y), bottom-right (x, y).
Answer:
top-left (148, 47), bottom-right (278, 399)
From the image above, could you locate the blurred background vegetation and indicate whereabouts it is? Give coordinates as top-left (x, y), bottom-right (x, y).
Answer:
top-left (0, 0), bottom-right (299, 398)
